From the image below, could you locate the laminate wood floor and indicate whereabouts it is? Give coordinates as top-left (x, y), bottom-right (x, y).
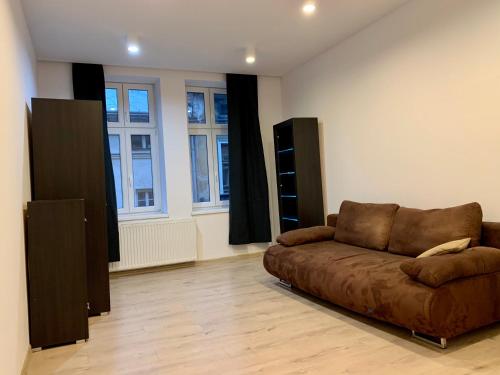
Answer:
top-left (26, 253), bottom-right (500, 375)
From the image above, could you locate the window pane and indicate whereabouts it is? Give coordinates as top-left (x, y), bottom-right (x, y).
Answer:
top-left (109, 135), bottom-right (123, 209)
top-left (214, 93), bottom-right (228, 124)
top-left (128, 89), bottom-right (150, 123)
top-left (131, 135), bottom-right (154, 207)
top-left (216, 134), bottom-right (229, 201)
top-left (187, 92), bottom-right (206, 124)
top-left (106, 88), bottom-right (119, 122)
top-left (189, 135), bottom-right (210, 203)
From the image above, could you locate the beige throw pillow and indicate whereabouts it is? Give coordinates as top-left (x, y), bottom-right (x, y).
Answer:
top-left (416, 238), bottom-right (471, 258)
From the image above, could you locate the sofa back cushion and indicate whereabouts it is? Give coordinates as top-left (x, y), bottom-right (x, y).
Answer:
top-left (334, 201), bottom-right (400, 251)
top-left (388, 202), bottom-right (482, 257)
top-left (481, 222), bottom-right (500, 249)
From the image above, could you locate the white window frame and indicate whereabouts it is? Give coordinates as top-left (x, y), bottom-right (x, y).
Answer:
top-left (125, 128), bottom-right (162, 213)
top-left (212, 129), bottom-right (229, 207)
top-left (210, 88), bottom-right (228, 129)
top-left (123, 83), bottom-right (156, 128)
top-left (186, 87), bottom-right (210, 128)
top-left (107, 128), bottom-right (129, 214)
top-left (187, 86), bottom-right (229, 211)
top-left (105, 82), bottom-right (162, 217)
top-left (105, 82), bottom-right (124, 127)
top-left (189, 129), bottom-right (216, 209)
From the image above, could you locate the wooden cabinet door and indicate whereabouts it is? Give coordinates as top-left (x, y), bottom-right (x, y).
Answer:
top-left (27, 199), bottom-right (88, 349)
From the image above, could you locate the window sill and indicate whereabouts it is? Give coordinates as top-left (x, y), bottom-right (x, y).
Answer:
top-left (191, 207), bottom-right (229, 216)
top-left (118, 212), bottom-right (169, 222)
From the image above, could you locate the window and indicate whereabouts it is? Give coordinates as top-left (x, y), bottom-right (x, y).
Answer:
top-left (186, 87), bottom-right (229, 209)
top-left (187, 92), bottom-right (207, 124)
top-left (106, 82), bottom-right (162, 216)
top-left (109, 134), bottom-right (124, 209)
top-left (215, 133), bottom-right (229, 201)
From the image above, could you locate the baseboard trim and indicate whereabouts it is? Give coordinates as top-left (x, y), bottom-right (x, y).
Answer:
top-left (110, 251), bottom-right (264, 278)
top-left (195, 251), bottom-right (264, 265)
top-left (110, 261), bottom-right (195, 278)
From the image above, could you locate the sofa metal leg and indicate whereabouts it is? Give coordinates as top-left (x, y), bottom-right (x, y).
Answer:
top-left (278, 279), bottom-right (292, 289)
top-left (412, 330), bottom-right (447, 349)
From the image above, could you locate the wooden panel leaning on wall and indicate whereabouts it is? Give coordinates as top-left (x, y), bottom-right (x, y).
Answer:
top-left (26, 199), bottom-right (88, 349)
top-left (30, 98), bottom-right (110, 315)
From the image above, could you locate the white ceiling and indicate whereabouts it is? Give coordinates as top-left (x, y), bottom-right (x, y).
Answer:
top-left (22, 0), bottom-right (408, 76)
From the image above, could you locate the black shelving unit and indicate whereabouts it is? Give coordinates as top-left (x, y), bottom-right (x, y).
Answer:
top-left (273, 118), bottom-right (324, 233)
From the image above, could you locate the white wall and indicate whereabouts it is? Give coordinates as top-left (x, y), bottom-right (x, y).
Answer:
top-left (0, 0), bottom-right (37, 373)
top-left (37, 60), bottom-right (73, 99)
top-left (37, 61), bottom-right (283, 260)
top-left (282, 0), bottom-right (500, 220)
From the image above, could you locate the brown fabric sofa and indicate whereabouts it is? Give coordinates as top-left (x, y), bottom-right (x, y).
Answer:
top-left (263, 201), bottom-right (500, 344)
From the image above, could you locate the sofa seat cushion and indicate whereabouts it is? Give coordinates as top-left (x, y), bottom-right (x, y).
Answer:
top-left (263, 241), bottom-right (500, 338)
top-left (388, 202), bottom-right (482, 257)
top-left (265, 241), bottom-right (373, 291)
top-left (334, 200), bottom-right (400, 251)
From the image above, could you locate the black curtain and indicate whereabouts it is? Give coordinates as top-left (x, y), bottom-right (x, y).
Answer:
top-left (227, 74), bottom-right (271, 244)
top-left (72, 63), bottom-right (120, 262)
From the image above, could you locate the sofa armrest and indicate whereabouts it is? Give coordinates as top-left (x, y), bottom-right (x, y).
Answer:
top-left (327, 214), bottom-right (338, 228)
top-left (277, 226), bottom-right (335, 247)
top-left (400, 246), bottom-right (500, 288)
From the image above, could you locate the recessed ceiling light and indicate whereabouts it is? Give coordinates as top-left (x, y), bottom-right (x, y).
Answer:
top-left (246, 55), bottom-right (256, 64)
top-left (302, 2), bottom-right (316, 15)
top-left (127, 44), bottom-right (140, 54)
top-left (127, 35), bottom-right (140, 55)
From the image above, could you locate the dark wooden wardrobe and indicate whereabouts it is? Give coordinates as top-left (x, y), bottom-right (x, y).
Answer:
top-left (274, 118), bottom-right (324, 233)
top-left (26, 200), bottom-right (88, 349)
top-left (30, 98), bottom-right (110, 316)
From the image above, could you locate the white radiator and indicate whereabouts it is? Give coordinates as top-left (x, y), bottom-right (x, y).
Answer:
top-left (109, 218), bottom-right (197, 272)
